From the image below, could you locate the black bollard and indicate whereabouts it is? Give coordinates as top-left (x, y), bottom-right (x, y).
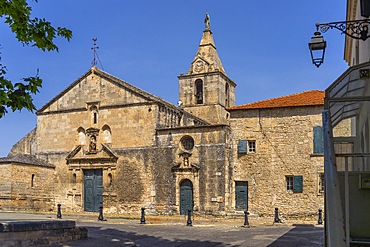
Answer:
top-left (57, 204), bottom-right (62, 219)
top-left (98, 206), bottom-right (105, 221)
top-left (243, 210), bottom-right (250, 227)
top-left (318, 208), bottom-right (323, 225)
top-left (186, 209), bottom-right (192, 226)
top-left (140, 207), bottom-right (146, 224)
top-left (274, 207), bottom-right (280, 223)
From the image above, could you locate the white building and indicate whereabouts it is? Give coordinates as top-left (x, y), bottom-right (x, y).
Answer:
top-left (323, 0), bottom-right (370, 246)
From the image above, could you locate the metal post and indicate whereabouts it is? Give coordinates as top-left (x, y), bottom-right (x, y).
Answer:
top-left (344, 157), bottom-right (350, 247)
top-left (322, 110), bottom-right (346, 247)
top-left (98, 206), bottom-right (104, 221)
top-left (186, 209), bottom-right (192, 226)
top-left (57, 204), bottom-right (62, 219)
top-left (274, 207), bottom-right (280, 223)
top-left (140, 207), bottom-right (146, 224)
top-left (243, 210), bottom-right (250, 227)
top-left (318, 208), bottom-right (323, 225)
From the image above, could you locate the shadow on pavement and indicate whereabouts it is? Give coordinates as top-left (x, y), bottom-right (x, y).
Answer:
top-left (55, 226), bottom-right (236, 247)
top-left (267, 224), bottom-right (324, 247)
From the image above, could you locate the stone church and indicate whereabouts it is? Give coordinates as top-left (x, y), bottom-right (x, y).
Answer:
top-left (0, 14), bottom-right (325, 218)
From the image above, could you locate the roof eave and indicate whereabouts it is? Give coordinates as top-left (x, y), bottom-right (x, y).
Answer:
top-left (228, 103), bottom-right (324, 111)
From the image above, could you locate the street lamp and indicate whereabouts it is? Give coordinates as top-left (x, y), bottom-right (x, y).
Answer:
top-left (308, 19), bottom-right (370, 67)
top-left (309, 26), bottom-right (326, 68)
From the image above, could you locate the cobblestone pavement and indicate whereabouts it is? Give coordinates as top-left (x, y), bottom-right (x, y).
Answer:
top-left (0, 212), bottom-right (324, 247)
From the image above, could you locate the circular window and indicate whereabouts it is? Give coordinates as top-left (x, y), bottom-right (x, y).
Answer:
top-left (181, 136), bottom-right (194, 150)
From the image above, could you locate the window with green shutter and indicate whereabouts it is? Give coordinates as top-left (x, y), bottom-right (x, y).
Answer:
top-left (293, 175), bottom-right (303, 193)
top-left (286, 175), bottom-right (303, 193)
top-left (238, 140), bottom-right (247, 154)
top-left (313, 126), bottom-right (324, 154)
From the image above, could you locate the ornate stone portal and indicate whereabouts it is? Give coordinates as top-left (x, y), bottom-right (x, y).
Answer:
top-left (171, 136), bottom-right (200, 213)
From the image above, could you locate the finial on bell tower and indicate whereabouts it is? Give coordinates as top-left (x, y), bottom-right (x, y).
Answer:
top-left (204, 11), bottom-right (211, 31)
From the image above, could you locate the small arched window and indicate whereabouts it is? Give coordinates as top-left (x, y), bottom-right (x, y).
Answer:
top-left (90, 105), bottom-right (98, 125)
top-left (108, 173), bottom-right (113, 187)
top-left (72, 173), bottom-right (77, 184)
top-left (195, 79), bottom-right (203, 104)
top-left (31, 174), bottom-right (35, 187)
top-left (93, 112), bottom-right (97, 124)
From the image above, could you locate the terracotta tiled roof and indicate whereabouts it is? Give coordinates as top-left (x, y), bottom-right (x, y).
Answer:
top-left (228, 90), bottom-right (324, 110)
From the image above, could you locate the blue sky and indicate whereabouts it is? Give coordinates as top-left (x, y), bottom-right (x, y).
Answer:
top-left (0, 0), bottom-right (348, 157)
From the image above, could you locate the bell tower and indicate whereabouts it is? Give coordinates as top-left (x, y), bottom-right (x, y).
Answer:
top-left (178, 13), bottom-right (236, 124)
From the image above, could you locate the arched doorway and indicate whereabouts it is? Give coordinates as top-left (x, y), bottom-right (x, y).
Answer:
top-left (180, 179), bottom-right (193, 215)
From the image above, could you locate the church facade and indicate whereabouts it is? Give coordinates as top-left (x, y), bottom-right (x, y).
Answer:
top-left (0, 16), bottom-right (325, 218)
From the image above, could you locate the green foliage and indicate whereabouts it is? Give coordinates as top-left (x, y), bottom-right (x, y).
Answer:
top-left (0, 0), bottom-right (72, 118)
top-left (0, 63), bottom-right (42, 118)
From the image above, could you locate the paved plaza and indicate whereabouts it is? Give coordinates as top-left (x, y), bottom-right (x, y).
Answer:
top-left (0, 212), bottom-right (324, 247)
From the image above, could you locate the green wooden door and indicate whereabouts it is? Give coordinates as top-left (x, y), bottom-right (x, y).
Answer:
top-left (180, 179), bottom-right (193, 215)
top-left (84, 169), bottom-right (103, 212)
top-left (235, 181), bottom-right (248, 210)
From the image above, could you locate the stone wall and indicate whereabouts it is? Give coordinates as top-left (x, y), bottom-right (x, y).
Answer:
top-left (9, 128), bottom-right (36, 156)
top-left (29, 122), bottom-right (232, 215)
top-left (229, 106), bottom-right (324, 218)
top-left (0, 163), bottom-right (56, 211)
top-left (156, 125), bottom-right (232, 214)
top-left (0, 220), bottom-right (87, 246)
top-left (36, 104), bottom-right (157, 153)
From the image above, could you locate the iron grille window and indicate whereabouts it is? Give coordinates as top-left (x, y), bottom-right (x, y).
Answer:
top-left (248, 141), bottom-right (256, 152)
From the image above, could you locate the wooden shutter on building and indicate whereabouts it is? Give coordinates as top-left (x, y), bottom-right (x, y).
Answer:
top-left (293, 175), bottom-right (303, 193)
top-left (313, 126), bottom-right (324, 154)
top-left (238, 140), bottom-right (247, 154)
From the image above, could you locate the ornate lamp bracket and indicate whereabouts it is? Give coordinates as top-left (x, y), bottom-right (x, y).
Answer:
top-left (316, 19), bottom-right (370, 41)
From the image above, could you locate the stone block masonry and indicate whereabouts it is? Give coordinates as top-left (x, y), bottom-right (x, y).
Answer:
top-left (0, 220), bottom-right (87, 246)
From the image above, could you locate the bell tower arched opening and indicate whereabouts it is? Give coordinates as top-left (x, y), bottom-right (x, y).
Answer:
top-left (195, 79), bottom-right (203, 104)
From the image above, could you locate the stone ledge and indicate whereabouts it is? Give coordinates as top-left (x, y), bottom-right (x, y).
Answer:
top-left (0, 220), bottom-right (87, 246)
top-left (0, 227), bottom-right (88, 246)
top-left (0, 220), bottom-right (76, 232)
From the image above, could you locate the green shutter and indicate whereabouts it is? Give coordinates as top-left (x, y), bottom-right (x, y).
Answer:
top-left (238, 140), bottom-right (247, 154)
top-left (293, 175), bottom-right (303, 193)
top-left (313, 126), bottom-right (324, 154)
